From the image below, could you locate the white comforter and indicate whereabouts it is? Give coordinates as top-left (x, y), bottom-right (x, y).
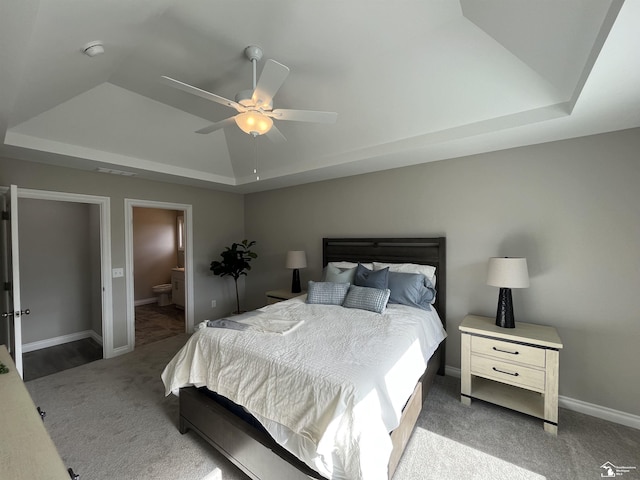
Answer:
top-left (161, 296), bottom-right (446, 480)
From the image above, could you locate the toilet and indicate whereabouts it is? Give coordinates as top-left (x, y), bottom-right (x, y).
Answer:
top-left (152, 284), bottom-right (173, 306)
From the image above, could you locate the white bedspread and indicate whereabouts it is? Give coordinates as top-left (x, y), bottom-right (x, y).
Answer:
top-left (161, 296), bottom-right (446, 480)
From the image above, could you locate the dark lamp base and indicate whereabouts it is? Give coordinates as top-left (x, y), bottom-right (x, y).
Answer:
top-left (496, 287), bottom-right (515, 328)
top-left (291, 269), bottom-right (301, 293)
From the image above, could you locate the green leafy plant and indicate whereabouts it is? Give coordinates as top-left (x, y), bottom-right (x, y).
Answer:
top-left (210, 239), bottom-right (257, 314)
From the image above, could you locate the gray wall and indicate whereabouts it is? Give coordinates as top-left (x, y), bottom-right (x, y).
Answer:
top-left (0, 156), bottom-right (245, 351)
top-left (18, 198), bottom-right (98, 344)
top-left (244, 127), bottom-right (640, 417)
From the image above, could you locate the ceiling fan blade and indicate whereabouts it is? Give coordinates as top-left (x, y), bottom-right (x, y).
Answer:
top-left (252, 59), bottom-right (290, 108)
top-left (270, 108), bottom-right (338, 124)
top-left (265, 125), bottom-right (287, 144)
top-left (161, 76), bottom-right (245, 112)
top-left (195, 116), bottom-right (237, 134)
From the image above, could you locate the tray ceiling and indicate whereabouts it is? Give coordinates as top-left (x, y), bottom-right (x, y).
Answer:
top-left (1, 0), bottom-right (638, 193)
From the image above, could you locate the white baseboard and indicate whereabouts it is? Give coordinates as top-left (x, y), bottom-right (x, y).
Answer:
top-left (135, 298), bottom-right (157, 306)
top-left (443, 366), bottom-right (640, 430)
top-left (89, 330), bottom-right (103, 346)
top-left (558, 396), bottom-right (640, 430)
top-left (111, 344), bottom-right (133, 357)
top-left (23, 330), bottom-right (103, 353)
top-left (445, 365), bottom-right (462, 378)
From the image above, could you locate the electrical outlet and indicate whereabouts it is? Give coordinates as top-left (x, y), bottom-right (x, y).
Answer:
top-left (211, 300), bottom-right (217, 308)
top-left (112, 268), bottom-right (124, 278)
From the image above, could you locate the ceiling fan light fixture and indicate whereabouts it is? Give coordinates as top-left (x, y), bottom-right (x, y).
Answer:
top-left (235, 111), bottom-right (273, 136)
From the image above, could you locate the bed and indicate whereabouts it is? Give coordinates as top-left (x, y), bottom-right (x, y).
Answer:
top-left (162, 237), bottom-right (447, 480)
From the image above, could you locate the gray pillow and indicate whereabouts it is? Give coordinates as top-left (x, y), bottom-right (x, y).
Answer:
top-left (387, 271), bottom-right (435, 311)
top-left (322, 264), bottom-right (356, 284)
top-left (354, 263), bottom-right (389, 289)
top-left (343, 285), bottom-right (391, 314)
top-left (306, 281), bottom-right (350, 305)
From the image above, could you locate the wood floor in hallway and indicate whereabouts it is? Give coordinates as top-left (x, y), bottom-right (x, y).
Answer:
top-left (21, 303), bottom-right (184, 380)
top-left (23, 337), bottom-right (103, 381)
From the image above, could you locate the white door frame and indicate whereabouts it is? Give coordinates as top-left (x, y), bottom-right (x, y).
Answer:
top-left (17, 188), bottom-right (114, 358)
top-left (124, 199), bottom-right (194, 351)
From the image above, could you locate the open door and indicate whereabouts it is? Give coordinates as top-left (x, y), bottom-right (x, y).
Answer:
top-left (0, 185), bottom-right (29, 378)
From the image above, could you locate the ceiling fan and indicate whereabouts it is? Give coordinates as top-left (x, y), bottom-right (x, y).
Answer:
top-left (161, 45), bottom-right (338, 143)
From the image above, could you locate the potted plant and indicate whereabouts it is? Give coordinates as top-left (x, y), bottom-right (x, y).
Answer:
top-left (210, 239), bottom-right (257, 314)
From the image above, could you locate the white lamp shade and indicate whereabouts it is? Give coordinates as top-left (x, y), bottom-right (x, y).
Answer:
top-left (286, 250), bottom-right (307, 269)
top-left (487, 257), bottom-right (529, 288)
top-left (234, 111), bottom-right (273, 135)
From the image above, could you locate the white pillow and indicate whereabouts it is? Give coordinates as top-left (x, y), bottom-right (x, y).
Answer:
top-left (329, 261), bottom-right (374, 270)
top-left (373, 262), bottom-right (436, 287)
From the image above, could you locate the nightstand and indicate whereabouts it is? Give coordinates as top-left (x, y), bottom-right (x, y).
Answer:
top-left (459, 314), bottom-right (563, 434)
top-left (265, 289), bottom-right (306, 305)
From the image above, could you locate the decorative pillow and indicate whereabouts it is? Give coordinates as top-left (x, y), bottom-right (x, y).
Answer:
top-left (329, 261), bottom-right (374, 271)
top-left (322, 264), bottom-right (356, 284)
top-left (373, 262), bottom-right (437, 287)
top-left (387, 271), bottom-right (435, 311)
top-left (343, 285), bottom-right (391, 314)
top-left (354, 263), bottom-right (389, 290)
top-left (306, 281), bottom-right (350, 305)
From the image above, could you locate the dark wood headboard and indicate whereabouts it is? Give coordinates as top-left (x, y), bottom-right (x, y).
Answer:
top-left (322, 237), bottom-right (446, 330)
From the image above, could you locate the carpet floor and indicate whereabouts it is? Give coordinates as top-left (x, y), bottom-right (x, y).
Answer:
top-left (25, 335), bottom-right (640, 480)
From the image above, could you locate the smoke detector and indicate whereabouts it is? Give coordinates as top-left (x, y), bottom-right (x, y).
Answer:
top-left (83, 41), bottom-right (104, 57)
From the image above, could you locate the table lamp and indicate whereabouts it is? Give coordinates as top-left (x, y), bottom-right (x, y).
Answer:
top-left (286, 250), bottom-right (307, 293)
top-left (486, 257), bottom-right (529, 328)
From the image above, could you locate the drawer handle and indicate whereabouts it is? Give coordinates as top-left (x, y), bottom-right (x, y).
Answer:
top-left (493, 367), bottom-right (519, 377)
top-left (493, 346), bottom-right (519, 355)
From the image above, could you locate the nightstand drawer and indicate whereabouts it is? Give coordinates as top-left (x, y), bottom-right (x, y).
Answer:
top-left (471, 335), bottom-right (546, 368)
top-left (470, 354), bottom-right (545, 392)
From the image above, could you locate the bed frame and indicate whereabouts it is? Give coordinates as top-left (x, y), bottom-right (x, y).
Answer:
top-left (178, 237), bottom-right (446, 480)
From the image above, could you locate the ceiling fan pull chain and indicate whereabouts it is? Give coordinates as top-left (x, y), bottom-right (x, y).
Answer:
top-left (253, 133), bottom-right (260, 181)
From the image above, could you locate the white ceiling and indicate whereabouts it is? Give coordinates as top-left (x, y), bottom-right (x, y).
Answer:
top-left (1, 0), bottom-right (638, 194)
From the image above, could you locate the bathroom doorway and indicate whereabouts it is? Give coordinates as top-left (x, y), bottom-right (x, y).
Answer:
top-left (132, 207), bottom-right (184, 346)
top-left (124, 199), bottom-right (193, 351)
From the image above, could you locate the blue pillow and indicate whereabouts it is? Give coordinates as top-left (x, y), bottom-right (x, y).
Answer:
top-left (387, 272), bottom-right (435, 311)
top-left (322, 264), bottom-right (356, 284)
top-left (354, 264), bottom-right (389, 290)
top-left (343, 285), bottom-right (391, 313)
top-left (306, 281), bottom-right (350, 305)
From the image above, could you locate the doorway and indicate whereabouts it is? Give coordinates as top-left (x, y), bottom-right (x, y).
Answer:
top-left (124, 199), bottom-right (193, 351)
top-left (132, 207), bottom-right (184, 346)
top-left (1, 186), bottom-right (113, 378)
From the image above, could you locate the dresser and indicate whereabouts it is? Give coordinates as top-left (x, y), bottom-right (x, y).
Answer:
top-left (459, 315), bottom-right (563, 434)
top-left (0, 345), bottom-right (72, 479)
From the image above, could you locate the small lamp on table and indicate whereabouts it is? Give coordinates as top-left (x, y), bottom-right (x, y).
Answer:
top-left (286, 250), bottom-right (307, 293)
top-left (486, 257), bottom-right (529, 328)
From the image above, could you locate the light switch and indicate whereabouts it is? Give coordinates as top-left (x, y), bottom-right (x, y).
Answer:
top-left (112, 268), bottom-right (124, 278)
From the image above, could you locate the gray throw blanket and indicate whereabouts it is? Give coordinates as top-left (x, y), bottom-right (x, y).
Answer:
top-left (205, 310), bottom-right (263, 331)
top-left (205, 318), bottom-right (250, 331)
top-left (201, 309), bottom-right (304, 335)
